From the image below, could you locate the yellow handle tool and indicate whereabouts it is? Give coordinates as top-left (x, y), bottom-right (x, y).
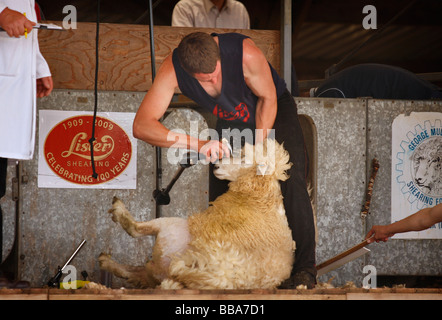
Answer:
top-left (23, 12), bottom-right (27, 38)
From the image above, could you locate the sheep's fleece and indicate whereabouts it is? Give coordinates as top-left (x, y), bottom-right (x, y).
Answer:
top-left (99, 139), bottom-right (296, 289)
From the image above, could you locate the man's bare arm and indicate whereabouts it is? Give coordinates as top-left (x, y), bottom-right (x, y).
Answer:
top-left (133, 55), bottom-right (229, 160)
top-left (242, 38), bottom-right (278, 142)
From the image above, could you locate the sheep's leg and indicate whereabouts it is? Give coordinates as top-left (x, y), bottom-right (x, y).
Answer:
top-left (98, 253), bottom-right (159, 288)
top-left (108, 196), bottom-right (160, 238)
top-left (106, 197), bottom-right (191, 288)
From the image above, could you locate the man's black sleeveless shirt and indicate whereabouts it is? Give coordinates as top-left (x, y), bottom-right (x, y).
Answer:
top-left (172, 33), bottom-right (286, 125)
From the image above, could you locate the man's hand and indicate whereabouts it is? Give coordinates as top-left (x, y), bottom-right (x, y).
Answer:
top-left (0, 7), bottom-right (35, 38)
top-left (37, 76), bottom-right (53, 98)
top-left (199, 140), bottom-right (231, 163)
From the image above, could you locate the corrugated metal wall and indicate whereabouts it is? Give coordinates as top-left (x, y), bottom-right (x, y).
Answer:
top-left (2, 90), bottom-right (210, 288)
top-left (1, 91), bottom-right (441, 287)
top-left (365, 100), bottom-right (442, 277)
top-left (296, 98), bottom-right (441, 286)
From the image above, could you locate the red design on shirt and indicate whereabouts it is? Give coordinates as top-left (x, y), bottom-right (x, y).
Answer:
top-left (213, 103), bottom-right (250, 123)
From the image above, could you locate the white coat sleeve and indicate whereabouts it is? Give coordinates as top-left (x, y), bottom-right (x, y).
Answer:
top-left (35, 33), bottom-right (51, 79)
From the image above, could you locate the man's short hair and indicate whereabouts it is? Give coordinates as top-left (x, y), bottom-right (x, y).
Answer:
top-left (177, 32), bottom-right (220, 75)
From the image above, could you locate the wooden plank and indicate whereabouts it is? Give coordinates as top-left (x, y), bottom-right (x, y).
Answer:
top-left (38, 23), bottom-right (281, 92)
top-left (1, 288), bottom-right (441, 300)
top-left (0, 289), bottom-right (47, 300)
top-left (347, 292), bottom-right (442, 300)
top-left (46, 288), bottom-right (346, 300)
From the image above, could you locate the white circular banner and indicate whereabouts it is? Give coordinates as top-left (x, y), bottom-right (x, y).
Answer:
top-left (391, 112), bottom-right (442, 239)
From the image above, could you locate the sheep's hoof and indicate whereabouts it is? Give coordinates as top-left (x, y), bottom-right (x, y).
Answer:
top-left (108, 197), bottom-right (125, 223)
top-left (98, 252), bottom-right (111, 261)
top-left (108, 207), bottom-right (119, 223)
top-left (98, 253), bottom-right (112, 269)
top-left (112, 196), bottom-right (120, 204)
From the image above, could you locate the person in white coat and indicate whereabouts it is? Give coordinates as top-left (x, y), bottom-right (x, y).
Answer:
top-left (0, 0), bottom-right (53, 161)
top-left (0, 1), bottom-right (52, 286)
top-left (0, 0), bottom-right (52, 211)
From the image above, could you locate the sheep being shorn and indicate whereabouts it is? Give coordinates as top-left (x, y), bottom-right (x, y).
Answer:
top-left (99, 139), bottom-right (295, 289)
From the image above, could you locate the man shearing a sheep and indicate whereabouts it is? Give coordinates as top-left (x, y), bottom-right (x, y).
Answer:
top-left (133, 32), bottom-right (316, 289)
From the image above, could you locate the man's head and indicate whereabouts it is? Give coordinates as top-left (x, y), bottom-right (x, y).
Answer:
top-left (177, 32), bottom-right (220, 76)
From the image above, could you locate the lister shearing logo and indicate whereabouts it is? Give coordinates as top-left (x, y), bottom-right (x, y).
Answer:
top-left (44, 115), bottom-right (132, 185)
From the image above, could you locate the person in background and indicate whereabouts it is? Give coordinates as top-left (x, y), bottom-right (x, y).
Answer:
top-left (366, 203), bottom-right (442, 243)
top-left (172, 0), bottom-right (250, 29)
top-left (311, 64), bottom-right (442, 100)
top-left (0, 0), bottom-right (52, 164)
top-left (0, 1), bottom-right (52, 286)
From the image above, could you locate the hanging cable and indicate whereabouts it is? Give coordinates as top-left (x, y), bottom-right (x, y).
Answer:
top-left (146, 0), bottom-right (163, 218)
top-left (89, 0), bottom-right (100, 179)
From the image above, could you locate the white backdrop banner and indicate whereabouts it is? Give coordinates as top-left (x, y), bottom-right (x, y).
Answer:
top-left (38, 110), bottom-right (137, 189)
top-left (391, 112), bottom-right (442, 239)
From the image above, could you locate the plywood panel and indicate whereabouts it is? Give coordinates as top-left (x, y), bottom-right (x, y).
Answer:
top-left (38, 23), bottom-right (280, 92)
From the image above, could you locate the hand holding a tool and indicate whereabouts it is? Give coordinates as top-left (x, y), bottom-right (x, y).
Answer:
top-left (0, 8), bottom-right (35, 38)
top-left (199, 139), bottom-right (232, 163)
top-left (365, 226), bottom-right (393, 243)
top-left (366, 203), bottom-right (442, 243)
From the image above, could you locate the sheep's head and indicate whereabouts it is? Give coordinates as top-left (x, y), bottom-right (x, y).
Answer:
top-left (213, 139), bottom-right (292, 182)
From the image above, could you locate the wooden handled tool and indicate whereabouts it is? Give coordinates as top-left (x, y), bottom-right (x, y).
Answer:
top-left (316, 239), bottom-right (371, 277)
